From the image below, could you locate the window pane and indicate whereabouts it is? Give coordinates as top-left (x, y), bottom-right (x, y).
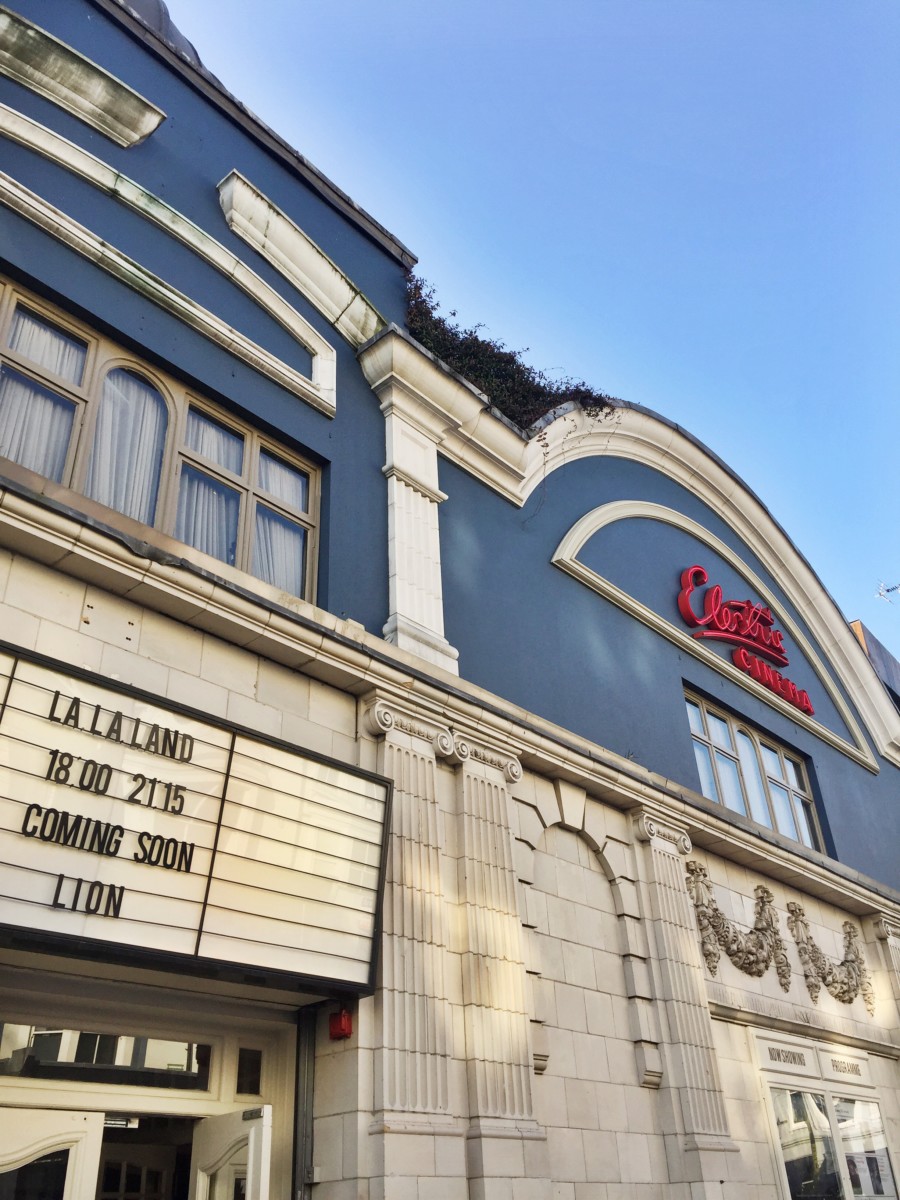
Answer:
top-left (0, 365), bottom-right (75, 481)
top-left (737, 732), bottom-right (773, 827)
top-left (0, 1148), bottom-right (69, 1197)
top-left (714, 751), bottom-right (747, 815)
top-left (85, 369), bottom-right (167, 524)
top-left (835, 1097), bottom-right (898, 1200)
top-left (692, 741), bottom-right (719, 803)
top-left (761, 744), bottom-right (784, 780)
top-left (176, 464), bottom-right (240, 566)
top-left (8, 306), bottom-right (86, 384)
top-left (786, 757), bottom-right (806, 791)
top-left (769, 780), bottom-right (799, 841)
top-left (236, 1046), bottom-right (263, 1094)
top-left (771, 1088), bottom-right (844, 1200)
top-left (253, 504), bottom-right (307, 596)
top-left (707, 712), bottom-right (734, 751)
top-left (259, 449), bottom-right (309, 512)
top-left (0, 1023), bottom-right (211, 1089)
top-left (686, 700), bottom-right (705, 738)
top-left (796, 800), bottom-right (817, 850)
top-left (186, 406), bottom-right (243, 473)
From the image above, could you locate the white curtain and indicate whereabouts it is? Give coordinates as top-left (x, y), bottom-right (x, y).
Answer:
top-left (258, 450), bottom-right (308, 511)
top-left (185, 406), bottom-right (243, 473)
top-left (176, 464), bottom-right (239, 565)
top-left (85, 369), bottom-right (167, 525)
top-left (9, 307), bottom-right (86, 384)
top-left (253, 504), bottom-right (306, 595)
top-left (0, 367), bottom-right (74, 481)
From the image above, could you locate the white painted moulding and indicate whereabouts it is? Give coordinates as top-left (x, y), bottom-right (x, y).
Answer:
top-left (0, 7), bottom-right (165, 146)
top-left (357, 333), bottom-right (900, 771)
top-left (0, 104), bottom-right (336, 413)
top-left (533, 405), bottom-right (900, 771)
top-left (358, 326), bottom-right (528, 504)
top-left (0, 171), bottom-right (335, 415)
top-left (553, 500), bottom-right (876, 771)
top-left (218, 170), bottom-right (385, 347)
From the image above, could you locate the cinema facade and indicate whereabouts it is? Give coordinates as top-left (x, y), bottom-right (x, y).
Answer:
top-left (0, 2), bottom-right (898, 1198)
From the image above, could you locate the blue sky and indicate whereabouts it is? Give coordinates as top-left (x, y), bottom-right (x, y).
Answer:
top-left (168, 0), bottom-right (900, 652)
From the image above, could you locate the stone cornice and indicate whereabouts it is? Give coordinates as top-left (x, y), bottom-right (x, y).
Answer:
top-left (2, 482), bottom-right (898, 923)
top-left (218, 171), bottom-right (385, 348)
top-left (0, 7), bottom-right (165, 146)
top-left (0, 172), bottom-right (334, 414)
top-left (0, 104), bottom-right (336, 412)
top-left (357, 326), bottom-right (528, 504)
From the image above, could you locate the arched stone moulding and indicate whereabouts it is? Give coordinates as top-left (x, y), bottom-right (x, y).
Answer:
top-left (527, 405), bottom-right (900, 768)
top-left (513, 789), bottom-right (665, 1088)
top-left (0, 104), bottom-right (336, 414)
top-left (552, 498), bottom-right (874, 768)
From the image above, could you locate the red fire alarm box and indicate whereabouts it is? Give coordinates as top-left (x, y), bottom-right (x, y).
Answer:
top-left (329, 1009), bottom-right (352, 1040)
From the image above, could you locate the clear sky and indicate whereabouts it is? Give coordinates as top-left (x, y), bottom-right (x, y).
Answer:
top-left (166, 0), bottom-right (900, 653)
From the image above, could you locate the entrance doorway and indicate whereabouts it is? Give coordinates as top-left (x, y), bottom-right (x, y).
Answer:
top-left (0, 1107), bottom-right (272, 1199)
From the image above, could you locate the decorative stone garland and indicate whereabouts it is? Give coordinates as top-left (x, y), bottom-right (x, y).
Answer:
top-left (685, 861), bottom-right (791, 991)
top-left (786, 903), bottom-right (875, 1016)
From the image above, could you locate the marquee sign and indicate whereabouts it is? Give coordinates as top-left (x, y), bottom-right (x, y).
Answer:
top-left (677, 565), bottom-right (814, 715)
top-left (0, 651), bottom-right (390, 989)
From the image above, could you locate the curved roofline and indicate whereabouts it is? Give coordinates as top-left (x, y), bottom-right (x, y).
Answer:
top-left (91, 0), bottom-right (417, 268)
top-left (525, 402), bottom-right (900, 769)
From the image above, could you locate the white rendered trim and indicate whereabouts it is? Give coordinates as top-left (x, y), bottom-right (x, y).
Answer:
top-left (218, 170), bottom-right (385, 347)
top-left (0, 171), bottom-right (336, 415)
top-left (0, 7), bottom-right (165, 146)
top-left (531, 405), bottom-right (900, 768)
top-left (358, 326), bottom-right (528, 504)
top-left (553, 500), bottom-right (876, 769)
top-left (0, 104), bottom-right (336, 413)
top-left (355, 336), bottom-right (900, 767)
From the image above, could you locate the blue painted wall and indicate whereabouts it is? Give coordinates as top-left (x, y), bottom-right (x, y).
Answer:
top-left (439, 450), bottom-right (900, 889)
top-left (1, 0), bottom-right (412, 633)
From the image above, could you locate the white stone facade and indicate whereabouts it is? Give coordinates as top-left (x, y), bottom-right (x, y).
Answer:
top-left (2, 503), bottom-right (897, 1199)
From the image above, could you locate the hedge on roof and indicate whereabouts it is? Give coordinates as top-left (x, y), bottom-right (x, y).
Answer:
top-left (405, 274), bottom-right (618, 432)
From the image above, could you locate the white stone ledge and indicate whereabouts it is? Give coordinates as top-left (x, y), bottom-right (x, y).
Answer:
top-left (218, 170), bottom-right (385, 347)
top-left (358, 326), bottom-right (528, 505)
top-left (0, 7), bottom-right (165, 146)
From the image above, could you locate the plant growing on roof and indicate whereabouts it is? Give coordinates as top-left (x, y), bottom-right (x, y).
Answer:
top-left (405, 274), bottom-right (618, 431)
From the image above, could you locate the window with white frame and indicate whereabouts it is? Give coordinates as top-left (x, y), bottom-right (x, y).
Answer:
top-left (685, 693), bottom-right (821, 850)
top-left (771, 1087), bottom-right (897, 1200)
top-left (0, 280), bottom-right (318, 600)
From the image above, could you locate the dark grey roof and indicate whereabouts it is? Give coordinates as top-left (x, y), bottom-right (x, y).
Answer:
top-left (112, 0), bottom-right (202, 67)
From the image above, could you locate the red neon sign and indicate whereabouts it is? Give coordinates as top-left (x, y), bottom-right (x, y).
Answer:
top-left (678, 565), bottom-right (814, 716)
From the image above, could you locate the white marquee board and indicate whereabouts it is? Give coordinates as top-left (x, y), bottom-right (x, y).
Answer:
top-left (0, 653), bottom-right (389, 987)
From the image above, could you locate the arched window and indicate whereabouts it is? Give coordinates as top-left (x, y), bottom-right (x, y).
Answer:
top-left (85, 368), bottom-right (168, 526)
top-left (0, 281), bottom-right (318, 601)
